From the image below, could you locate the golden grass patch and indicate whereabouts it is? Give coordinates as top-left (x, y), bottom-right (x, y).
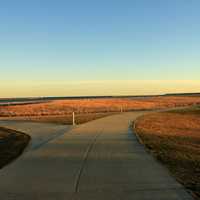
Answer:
top-left (135, 108), bottom-right (200, 199)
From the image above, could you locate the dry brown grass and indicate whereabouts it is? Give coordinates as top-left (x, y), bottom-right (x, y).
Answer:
top-left (134, 107), bottom-right (200, 199)
top-left (0, 127), bottom-right (30, 168)
top-left (1, 96), bottom-right (200, 117)
top-left (0, 112), bottom-right (115, 125)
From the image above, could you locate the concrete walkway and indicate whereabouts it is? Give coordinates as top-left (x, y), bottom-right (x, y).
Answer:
top-left (0, 121), bottom-right (70, 151)
top-left (0, 112), bottom-right (193, 200)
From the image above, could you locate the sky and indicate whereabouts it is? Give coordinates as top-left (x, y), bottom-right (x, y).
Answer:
top-left (0, 0), bottom-right (200, 97)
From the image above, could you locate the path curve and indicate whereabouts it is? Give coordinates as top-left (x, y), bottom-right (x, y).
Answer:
top-left (0, 121), bottom-right (71, 150)
top-left (0, 112), bottom-right (193, 200)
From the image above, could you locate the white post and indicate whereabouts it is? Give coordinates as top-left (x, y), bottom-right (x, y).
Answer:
top-left (72, 112), bottom-right (75, 125)
top-left (120, 106), bottom-right (123, 113)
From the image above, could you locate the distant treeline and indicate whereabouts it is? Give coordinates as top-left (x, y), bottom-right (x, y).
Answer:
top-left (0, 100), bottom-right (50, 106)
top-left (0, 95), bottom-right (158, 103)
top-left (164, 93), bottom-right (200, 97)
top-left (0, 93), bottom-right (199, 104)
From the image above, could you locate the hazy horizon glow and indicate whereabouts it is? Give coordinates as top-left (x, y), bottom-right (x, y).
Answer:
top-left (1, 80), bottom-right (200, 98)
top-left (0, 1), bottom-right (200, 97)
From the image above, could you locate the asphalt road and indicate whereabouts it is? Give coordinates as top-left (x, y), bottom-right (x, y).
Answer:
top-left (0, 112), bottom-right (193, 200)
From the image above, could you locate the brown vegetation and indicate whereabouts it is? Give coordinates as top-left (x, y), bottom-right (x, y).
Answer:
top-left (134, 107), bottom-right (200, 199)
top-left (0, 112), bottom-right (114, 125)
top-left (1, 96), bottom-right (200, 117)
top-left (0, 127), bottom-right (30, 168)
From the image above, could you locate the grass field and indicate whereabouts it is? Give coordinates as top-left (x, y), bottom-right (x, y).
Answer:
top-left (0, 127), bottom-right (30, 168)
top-left (134, 106), bottom-right (200, 199)
top-left (0, 112), bottom-right (115, 125)
top-left (1, 96), bottom-right (200, 118)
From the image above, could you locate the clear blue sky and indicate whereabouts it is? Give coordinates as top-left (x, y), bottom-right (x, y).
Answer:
top-left (0, 0), bottom-right (200, 96)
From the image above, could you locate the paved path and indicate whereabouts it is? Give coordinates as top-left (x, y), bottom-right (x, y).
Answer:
top-left (0, 121), bottom-right (71, 151)
top-left (0, 112), bottom-right (193, 200)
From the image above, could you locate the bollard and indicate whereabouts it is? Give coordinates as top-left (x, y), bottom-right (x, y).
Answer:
top-left (72, 112), bottom-right (75, 125)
